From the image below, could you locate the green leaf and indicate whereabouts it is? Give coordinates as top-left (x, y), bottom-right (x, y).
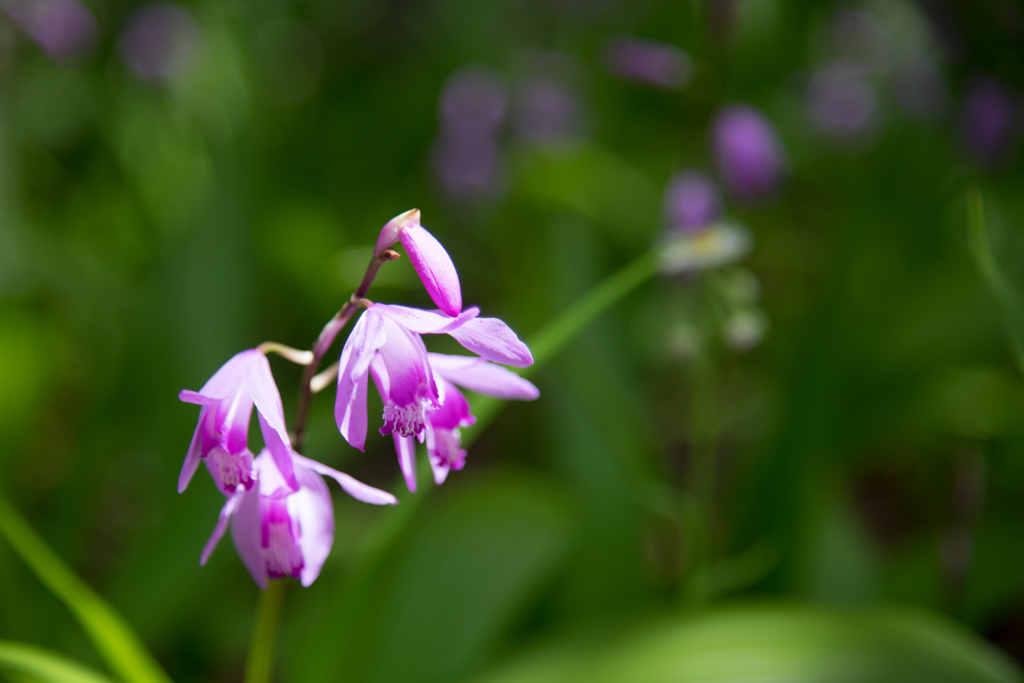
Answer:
top-left (0, 495), bottom-right (171, 683)
top-left (472, 604), bottom-right (1022, 683)
top-left (0, 640), bottom-right (116, 683)
top-left (966, 187), bottom-right (1024, 378)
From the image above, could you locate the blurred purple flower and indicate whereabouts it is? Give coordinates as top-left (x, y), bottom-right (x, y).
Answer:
top-left (374, 209), bottom-right (462, 316)
top-left (336, 304), bottom-right (532, 453)
top-left (806, 62), bottom-right (877, 138)
top-left (5, 0), bottom-right (96, 61)
top-left (514, 78), bottom-right (583, 144)
top-left (178, 349), bottom-right (297, 496)
top-left (710, 103), bottom-right (786, 203)
top-left (433, 67), bottom-right (508, 201)
top-left (392, 353), bottom-right (538, 491)
top-left (961, 76), bottom-right (1019, 165)
top-left (202, 449), bottom-right (396, 589)
top-left (439, 67), bottom-right (507, 138)
top-left (663, 170), bottom-right (722, 232)
top-left (118, 2), bottom-right (198, 83)
top-left (603, 37), bottom-right (693, 90)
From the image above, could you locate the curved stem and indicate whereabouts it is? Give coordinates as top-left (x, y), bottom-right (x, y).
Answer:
top-left (244, 581), bottom-right (285, 683)
top-left (292, 253), bottom-right (396, 446)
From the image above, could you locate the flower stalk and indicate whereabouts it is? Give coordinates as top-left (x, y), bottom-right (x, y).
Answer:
top-left (292, 253), bottom-right (394, 447)
top-left (243, 580), bottom-right (285, 683)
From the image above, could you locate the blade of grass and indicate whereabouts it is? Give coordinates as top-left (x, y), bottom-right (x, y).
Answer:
top-left (966, 187), bottom-right (1024, 377)
top-left (0, 494), bottom-right (172, 683)
top-left (0, 640), bottom-right (117, 683)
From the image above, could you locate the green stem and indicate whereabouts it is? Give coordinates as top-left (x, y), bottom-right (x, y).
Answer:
top-left (0, 494), bottom-right (172, 683)
top-left (471, 249), bottom-right (662, 429)
top-left (244, 580), bottom-right (285, 683)
top-left (529, 249), bottom-right (661, 369)
top-left (966, 187), bottom-right (1024, 378)
top-left (681, 348), bottom-right (719, 606)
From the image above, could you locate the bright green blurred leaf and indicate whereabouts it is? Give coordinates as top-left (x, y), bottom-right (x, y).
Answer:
top-left (0, 495), bottom-right (171, 683)
top-left (473, 604), bottom-right (1022, 683)
top-left (0, 640), bottom-right (115, 683)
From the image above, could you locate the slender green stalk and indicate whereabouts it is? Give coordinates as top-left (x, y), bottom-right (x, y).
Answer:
top-left (0, 494), bottom-right (172, 683)
top-left (472, 249), bottom-right (662, 429)
top-left (529, 249), bottom-right (661, 369)
top-left (680, 349), bottom-right (719, 606)
top-left (244, 580), bottom-right (286, 683)
top-left (966, 187), bottom-right (1024, 378)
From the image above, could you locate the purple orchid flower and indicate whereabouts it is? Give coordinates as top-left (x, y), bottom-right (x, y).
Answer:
top-left (178, 349), bottom-right (297, 496)
top-left (663, 170), bottom-right (722, 233)
top-left (201, 449), bottom-right (397, 589)
top-left (335, 304), bottom-right (532, 453)
top-left (5, 0), bottom-right (97, 62)
top-left (392, 353), bottom-right (539, 491)
top-left (710, 103), bottom-right (787, 204)
top-left (603, 37), bottom-right (694, 90)
top-left (374, 209), bottom-right (462, 317)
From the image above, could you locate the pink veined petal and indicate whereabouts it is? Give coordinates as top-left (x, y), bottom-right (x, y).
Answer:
top-left (246, 353), bottom-right (290, 450)
top-left (178, 390), bottom-right (219, 406)
top-left (258, 412), bottom-right (298, 493)
top-left (429, 379), bottom-right (475, 430)
top-left (399, 223), bottom-right (462, 316)
top-left (201, 491), bottom-right (243, 566)
top-left (377, 317), bottom-right (436, 407)
top-left (426, 429), bottom-right (451, 486)
top-left (448, 316), bottom-right (534, 367)
top-left (374, 304), bottom-right (479, 334)
top-left (393, 434), bottom-right (418, 493)
top-left (197, 349), bottom-right (263, 400)
top-left (429, 353), bottom-right (540, 400)
top-left (294, 454), bottom-right (399, 506)
top-left (219, 389), bottom-right (255, 455)
top-left (230, 480), bottom-right (268, 589)
top-left (178, 408), bottom-right (208, 493)
top-left (336, 311), bottom-right (387, 451)
top-left (290, 464), bottom-right (335, 587)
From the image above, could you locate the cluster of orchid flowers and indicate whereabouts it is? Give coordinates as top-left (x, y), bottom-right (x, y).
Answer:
top-left (177, 210), bottom-right (538, 589)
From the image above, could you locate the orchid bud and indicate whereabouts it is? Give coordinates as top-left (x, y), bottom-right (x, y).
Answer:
top-left (374, 209), bottom-right (462, 317)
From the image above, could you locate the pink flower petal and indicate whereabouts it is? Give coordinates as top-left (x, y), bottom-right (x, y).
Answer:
top-left (294, 454), bottom-right (399, 506)
top-left (393, 434), bottom-right (418, 493)
top-left (374, 304), bottom-right (479, 334)
top-left (429, 353), bottom-right (540, 399)
top-left (399, 223), bottom-right (462, 316)
top-left (197, 349), bottom-right (263, 399)
top-left (201, 491), bottom-right (242, 566)
top-left (336, 311), bottom-right (387, 451)
top-left (178, 408), bottom-right (208, 493)
top-left (290, 464), bottom-right (335, 587)
top-left (448, 317), bottom-right (533, 367)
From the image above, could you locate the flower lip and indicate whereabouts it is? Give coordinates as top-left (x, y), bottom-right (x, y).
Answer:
top-left (202, 448), bottom-right (396, 589)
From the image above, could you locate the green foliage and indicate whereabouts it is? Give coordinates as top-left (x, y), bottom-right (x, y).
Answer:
top-left (0, 640), bottom-right (115, 683)
top-left (474, 605), bottom-right (1022, 683)
top-left (2, 0), bottom-right (1024, 680)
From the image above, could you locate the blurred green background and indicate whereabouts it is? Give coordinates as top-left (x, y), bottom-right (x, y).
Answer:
top-left (2, 0), bottom-right (1024, 681)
